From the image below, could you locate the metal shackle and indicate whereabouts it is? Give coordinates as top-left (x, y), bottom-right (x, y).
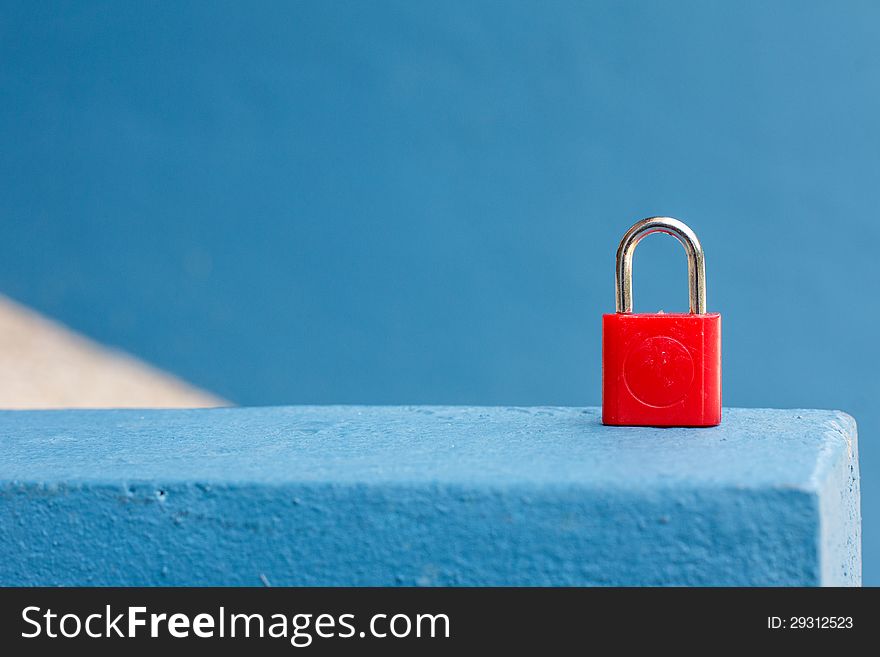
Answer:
top-left (615, 217), bottom-right (707, 314)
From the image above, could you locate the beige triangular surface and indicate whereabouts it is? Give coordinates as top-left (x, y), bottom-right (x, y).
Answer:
top-left (0, 294), bottom-right (225, 409)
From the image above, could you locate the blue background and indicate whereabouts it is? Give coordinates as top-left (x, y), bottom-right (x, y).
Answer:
top-left (1, 1), bottom-right (878, 582)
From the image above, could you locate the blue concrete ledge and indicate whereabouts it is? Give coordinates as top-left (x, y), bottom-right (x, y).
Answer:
top-left (0, 406), bottom-right (861, 586)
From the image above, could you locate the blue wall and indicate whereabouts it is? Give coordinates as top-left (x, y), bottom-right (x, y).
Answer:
top-left (1, 1), bottom-right (878, 582)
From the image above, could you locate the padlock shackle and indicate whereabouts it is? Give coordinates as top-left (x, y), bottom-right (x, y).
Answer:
top-left (615, 217), bottom-right (706, 314)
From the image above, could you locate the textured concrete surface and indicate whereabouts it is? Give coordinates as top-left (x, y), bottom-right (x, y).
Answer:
top-left (0, 295), bottom-right (224, 409)
top-left (0, 406), bottom-right (860, 586)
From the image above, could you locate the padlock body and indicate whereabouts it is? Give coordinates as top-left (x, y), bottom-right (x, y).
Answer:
top-left (602, 313), bottom-right (721, 427)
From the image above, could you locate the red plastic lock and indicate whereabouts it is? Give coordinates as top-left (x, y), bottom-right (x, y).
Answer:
top-left (602, 217), bottom-right (721, 427)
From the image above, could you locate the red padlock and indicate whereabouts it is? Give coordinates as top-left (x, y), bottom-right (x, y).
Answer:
top-left (602, 217), bottom-right (721, 427)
